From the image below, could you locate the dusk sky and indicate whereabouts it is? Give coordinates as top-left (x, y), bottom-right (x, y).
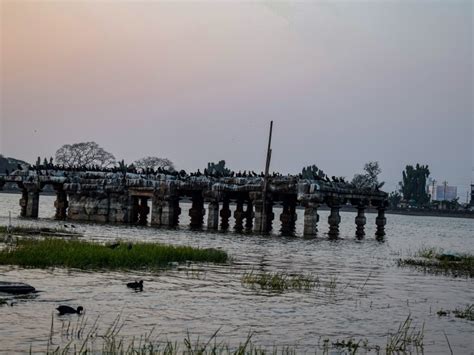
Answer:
top-left (1, 0), bottom-right (472, 197)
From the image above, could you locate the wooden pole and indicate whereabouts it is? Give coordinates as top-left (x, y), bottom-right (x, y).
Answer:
top-left (261, 121), bottom-right (273, 233)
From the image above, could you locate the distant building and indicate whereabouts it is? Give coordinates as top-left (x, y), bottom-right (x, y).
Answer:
top-left (470, 184), bottom-right (474, 206)
top-left (428, 184), bottom-right (458, 202)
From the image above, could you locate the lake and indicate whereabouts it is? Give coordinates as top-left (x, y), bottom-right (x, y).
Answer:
top-left (0, 192), bottom-right (473, 353)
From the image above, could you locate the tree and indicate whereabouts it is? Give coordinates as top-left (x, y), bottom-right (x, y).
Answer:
top-left (133, 156), bottom-right (175, 172)
top-left (388, 191), bottom-right (402, 209)
top-left (55, 142), bottom-right (116, 168)
top-left (206, 160), bottom-right (231, 177)
top-left (399, 164), bottom-right (430, 207)
top-left (351, 161), bottom-right (384, 190)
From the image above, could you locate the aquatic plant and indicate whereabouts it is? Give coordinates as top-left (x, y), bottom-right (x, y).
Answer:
top-left (241, 271), bottom-right (318, 291)
top-left (397, 248), bottom-right (474, 278)
top-left (0, 225), bottom-right (80, 237)
top-left (453, 304), bottom-right (474, 321)
top-left (0, 238), bottom-right (228, 270)
top-left (42, 314), bottom-right (424, 354)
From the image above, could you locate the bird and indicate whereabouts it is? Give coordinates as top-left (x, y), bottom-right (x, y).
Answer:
top-left (126, 280), bottom-right (143, 291)
top-left (56, 305), bottom-right (83, 315)
top-left (107, 242), bottom-right (120, 249)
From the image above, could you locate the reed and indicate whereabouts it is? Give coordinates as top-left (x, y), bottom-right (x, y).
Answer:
top-left (397, 248), bottom-right (474, 278)
top-left (241, 271), bottom-right (318, 291)
top-left (0, 238), bottom-right (228, 270)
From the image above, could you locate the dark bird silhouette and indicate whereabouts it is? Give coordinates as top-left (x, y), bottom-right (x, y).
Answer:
top-left (56, 305), bottom-right (83, 315)
top-left (127, 280), bottom-right (143, 291)
top-left (127, 243), bottom-right (133, 250)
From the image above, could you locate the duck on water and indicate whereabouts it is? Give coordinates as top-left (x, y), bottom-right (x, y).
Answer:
top-left (56, 305), bottom-right (83, 315)
top-left (127, 280), bottom-right (143, 291)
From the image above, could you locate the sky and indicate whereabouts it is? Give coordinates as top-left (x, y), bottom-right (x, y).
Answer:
top-left (0, 0), bottom-right (472, 198)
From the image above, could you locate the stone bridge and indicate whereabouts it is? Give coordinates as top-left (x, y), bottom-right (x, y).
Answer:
top-left (0, 170), bottom-right (388, 237)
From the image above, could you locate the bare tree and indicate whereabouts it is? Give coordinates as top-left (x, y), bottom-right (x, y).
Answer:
top-left (133, 156), bottom-right (175, 172)
top-left (352, 161), bottom-right (384, 190)
top-left (55, 142), bottom-right (116, 168)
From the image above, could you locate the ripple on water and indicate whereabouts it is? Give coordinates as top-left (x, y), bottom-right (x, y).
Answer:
top-left (0, 193), bottom-right (473, 354)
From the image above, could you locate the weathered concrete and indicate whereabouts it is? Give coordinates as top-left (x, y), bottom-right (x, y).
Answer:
top-left (0, 170), bottom-right (389, 237)
top-left (355, 205), bottom-right (367, 238)
top-left (207, 200), bottom-right (219, 230)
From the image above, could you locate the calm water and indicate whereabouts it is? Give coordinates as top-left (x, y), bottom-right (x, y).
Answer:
top-left (0, 192), bottom-right (473, 354)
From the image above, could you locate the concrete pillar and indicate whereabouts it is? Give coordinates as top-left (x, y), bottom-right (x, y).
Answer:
top-left (355, 206), bottom-right (367, 238)
top-left (189, 194), bottom-right (205, 228)
top-left (19, 189), bottom-right (28, 217)
top-left (150, 196), bottom-right (162, 226)
top-left (253, 198), bottom-right (273, 233)
top-left (137, 197), bottom-right (150, 225)
top-left (207, 200), bottom-right (219, 230)
top-left (244, 200), bottom-right (253, 230)
top-left (160, 198), bottom-right (180, 227)
top-left (327, 204), bottom-right (341, 237)
top-left (375, 207), bottom-right (386, 237)
top-left (54, 189), bottom-right (68, 220)
top-left (25, 189), bottom-right (40, 218)
top-left (233, 199), bottom-right (244, 232)
top-left (280, 199), bottom-right (297, 235)
top-left (220, 198), bottom-right (231, 230)
top-left (303, 203), bottom-right (319, 236)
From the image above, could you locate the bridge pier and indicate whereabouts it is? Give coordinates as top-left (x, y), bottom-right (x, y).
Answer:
top-left (280, 198), bottom-right (297, 235)
top-left (233, 199), bottom-right (245, 232)
top-left (220, 198), bottom-right (231, 230)
top-left (22, 185), bottom-right (41, 219)
top-left (19, 188), bottom-right (28, 218)
top-left (244, 200), bottom-right (253, 230)
top-left (327, 201), bottom-right (341, 237)
top-left (252, 194), bottom-right (273, 233)
top-left (303, 202), bottom-right (319, 236)
top-left (150, 196), bottom-right (162, 226)
top-left (160, 197), bottom-right (180, 227)
top-left (375, 206), bottom-right (386, 238)
top-left (207, 200), bottom-right (219, 230)
top-left (189, 193), bottom-right (205, 228)
top-left (54, 187), bottom-right (68, 220)
top-left (355, 205), bottom-right (367, 238)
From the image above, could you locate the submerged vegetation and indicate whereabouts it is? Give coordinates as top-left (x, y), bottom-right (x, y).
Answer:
top-left (240, 271), bottom-right (340, 292)
top-left (0, 225), bottom-right (80, 237)
top-left (0, 238), bottom-right (228, 270)
top-left (397, 247), bottom-right (474, 278)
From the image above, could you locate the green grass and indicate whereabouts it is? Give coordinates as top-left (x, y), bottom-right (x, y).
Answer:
top-left (0, 238), bottom-right (228, 270)
top-left (397, 248), bottom-right (474, 278)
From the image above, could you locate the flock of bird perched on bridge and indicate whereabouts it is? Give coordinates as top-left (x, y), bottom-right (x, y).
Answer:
top-left (4, 163), bottom-right (350, 184)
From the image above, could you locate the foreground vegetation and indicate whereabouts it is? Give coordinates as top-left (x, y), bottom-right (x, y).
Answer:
top-left (43, 314), bottom-right (425, 355)
top-left (0, 238), bottom-right (228, 269)
top-left (397, 247), bottom-right (474, 278)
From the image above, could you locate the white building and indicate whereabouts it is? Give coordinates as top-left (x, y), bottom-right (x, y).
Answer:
top-left (428, 184), bottom-right (458, 202)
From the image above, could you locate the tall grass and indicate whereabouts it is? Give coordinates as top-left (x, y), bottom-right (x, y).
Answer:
top-left (42, 314), bottom-right (425, 354)
top-left (0, 238), bottom-right (228, 270)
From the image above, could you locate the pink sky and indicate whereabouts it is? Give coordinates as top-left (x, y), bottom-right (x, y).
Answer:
top-left (1, 1), bottom-right (472, 196)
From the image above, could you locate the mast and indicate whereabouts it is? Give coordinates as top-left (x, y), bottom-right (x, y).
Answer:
top-left (261, 121), bottom-right (273, 233)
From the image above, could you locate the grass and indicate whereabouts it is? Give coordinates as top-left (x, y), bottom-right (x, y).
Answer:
top-left (397, 247), bottom-right (474, 278)
top-left (0, 225), bottom-right (80, 236)
top-left (437, 305), bottom-right (474, 321)
top-left (241, 271), bottom-right (321, 292)
top-left (0, 238), bottom-right (228, 270)
top-left (41, 314), bottom-right (425, 354)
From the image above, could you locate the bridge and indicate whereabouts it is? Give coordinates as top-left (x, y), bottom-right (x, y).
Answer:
top-left (0, 170), bottom-right (388, 237)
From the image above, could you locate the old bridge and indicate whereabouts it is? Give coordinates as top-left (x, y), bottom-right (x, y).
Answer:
top-left (0, 171), bottom-right (388, 237)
